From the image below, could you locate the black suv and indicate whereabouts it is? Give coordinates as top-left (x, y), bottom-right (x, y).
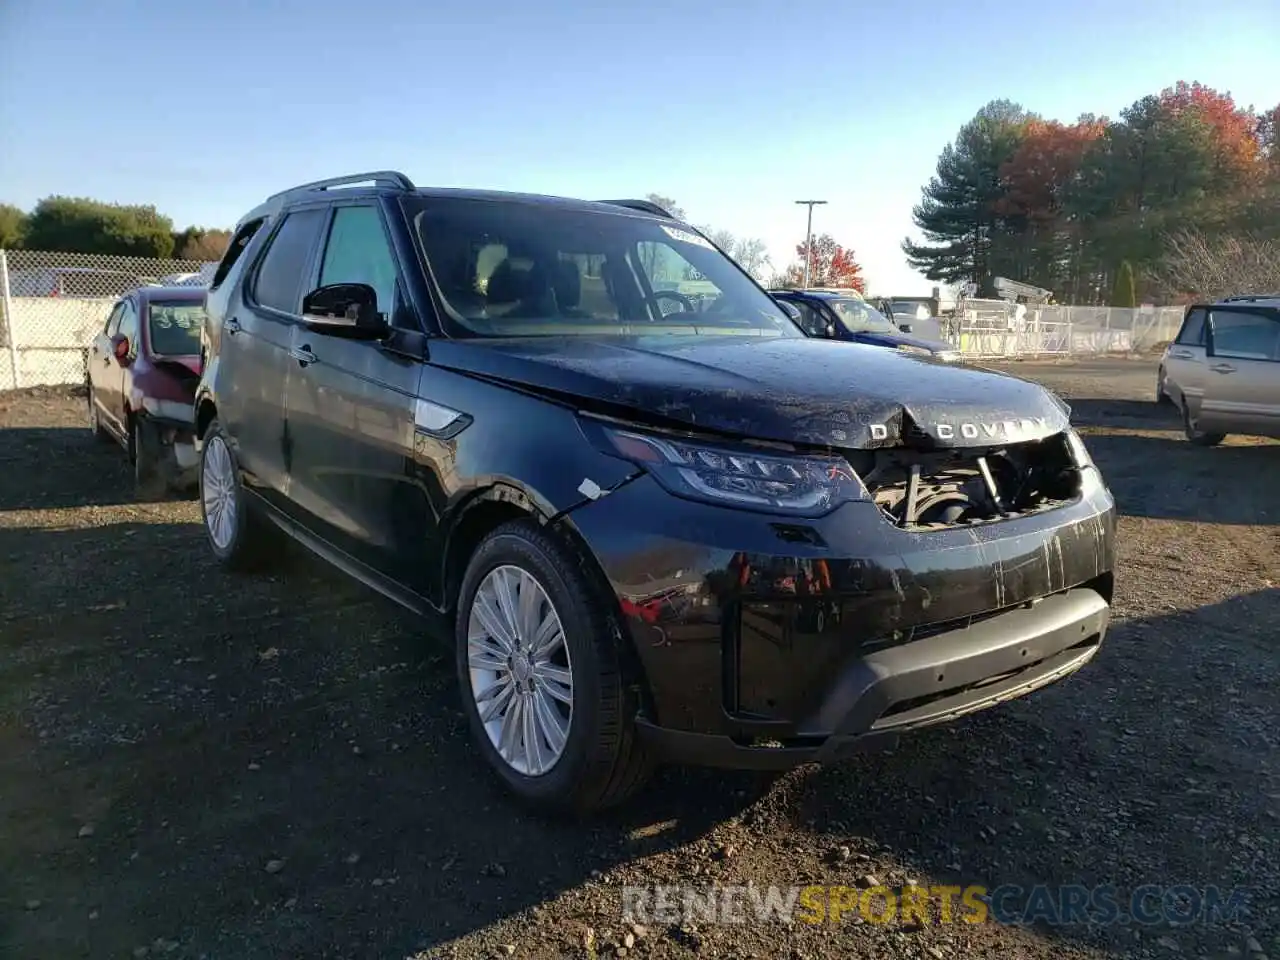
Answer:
top-left (194, 171), bottom-right (1117, 813)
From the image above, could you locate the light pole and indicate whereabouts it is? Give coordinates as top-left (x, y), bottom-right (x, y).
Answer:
top-left (795, 199), bottom-right (827, 289)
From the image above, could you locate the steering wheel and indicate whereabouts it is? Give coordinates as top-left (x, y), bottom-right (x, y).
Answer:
top-left (652, 290), bottom-right (697, 317)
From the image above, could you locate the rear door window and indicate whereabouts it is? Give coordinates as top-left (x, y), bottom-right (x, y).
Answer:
top-left (1208, 309), bottom-right (1280, 361)
top-left (250, 209), bottom-right (326, 315)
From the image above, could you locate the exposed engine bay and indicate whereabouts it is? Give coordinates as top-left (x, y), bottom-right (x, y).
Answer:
top-left (851, 433), bottom-right (1082, 529)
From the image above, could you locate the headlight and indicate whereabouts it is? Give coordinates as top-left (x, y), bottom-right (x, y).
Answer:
top-left (1065, 427), bottom-right (1094, 468)
top-left (896, 344), bottom-right (932, 357)
top-left (141, 397), bottom-right (195, 422)
top-left (598, 426), bottom-right (867, 516)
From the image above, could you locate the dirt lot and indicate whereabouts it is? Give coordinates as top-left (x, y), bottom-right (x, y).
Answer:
top-left (1, 357), bottom-right (1277, 960)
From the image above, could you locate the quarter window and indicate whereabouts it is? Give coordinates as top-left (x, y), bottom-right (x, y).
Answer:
top-left (104, 302), bottom-right (125, 336)
top-left (210, 218), bottom-right (266, 291)
top-left (117, 301), bottom-right (140, 358)
top-left (251, 209), bottom-right (326, 315)
top-left (1176, 309), bottom-right (1207, 346)
top-left (791, 301), bottom-right (828, 337)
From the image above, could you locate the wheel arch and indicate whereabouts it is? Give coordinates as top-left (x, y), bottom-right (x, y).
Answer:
top-left (440, 482), bottom-right (652, 710)
top-left (195, 396), bottom-right (218, 442)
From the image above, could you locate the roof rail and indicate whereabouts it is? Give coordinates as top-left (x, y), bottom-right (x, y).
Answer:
top-left (598, 198), bottom-right (676, 219)
top-left (265, 170), bottom-right (416, 204)
top-left (1221, 293), bottom-right (1280, 302)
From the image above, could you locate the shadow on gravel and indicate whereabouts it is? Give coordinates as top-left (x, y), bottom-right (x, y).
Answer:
top-left (782, 586), bottom-right (1280, 957)
top-left (0, 426), bottom-right (136, 510)
top-left (1066, 398), bottom-right (1181, 429)
top-left (1082, 432), bottom-right (1280, 526)
top-left (0, 515), bottom-right (771, 960)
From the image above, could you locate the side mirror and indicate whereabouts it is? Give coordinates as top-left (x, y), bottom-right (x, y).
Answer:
top-left (111, 334), bottom-right (131, 364)
top-left (301, 283), bottom-right (388, 339)
top-left (825, 323), bottom-right (837, 338)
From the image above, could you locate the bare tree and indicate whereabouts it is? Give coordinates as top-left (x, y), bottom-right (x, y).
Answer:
top-left (644, 194), bottom-right (686, 221)
top-left (1151, 229), bottom-right (1280, 301)
top-left (694, 225), bottom-right (772, 283)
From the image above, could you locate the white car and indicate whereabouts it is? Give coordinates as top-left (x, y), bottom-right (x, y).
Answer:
top-left (1157, 295), bottom-right (1280, 444)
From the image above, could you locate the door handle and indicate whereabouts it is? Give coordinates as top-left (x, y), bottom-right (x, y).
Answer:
top-left (1170, 350), bottom-right (1194, 359)
top-left (225, 317), bottom-right (242, 335)
top-left (1210, 363), bottom-right (1236, 374)
top-left (290, 345), bottom-right (316, 367)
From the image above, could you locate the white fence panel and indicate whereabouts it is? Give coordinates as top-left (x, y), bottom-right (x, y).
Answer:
top-left (0, 249), bottom-right (217, 390)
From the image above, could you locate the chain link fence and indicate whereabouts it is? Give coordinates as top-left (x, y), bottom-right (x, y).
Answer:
top-left (947, 300), bottom-right (1186, 359)
top-left (0, 250), bottom-right (217, 390)
top-left (0, 247), bottom-right (1196, 390)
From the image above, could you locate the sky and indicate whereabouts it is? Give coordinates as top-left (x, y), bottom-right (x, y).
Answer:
top-left (1, 0), bottom-right (1277, 295)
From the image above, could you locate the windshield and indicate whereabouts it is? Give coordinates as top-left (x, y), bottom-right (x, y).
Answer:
top-left (828, 298), bottom-right (900, 334)
top-left (411, 198), bottom-right (800, 339)
top-left (147, 301), bottom-right (205, 356)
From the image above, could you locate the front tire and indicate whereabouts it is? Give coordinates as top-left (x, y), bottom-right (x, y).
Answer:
top-left (199, 419), bottom-right (277, 571)
top-left (455, 520), bottom-right (652, 815)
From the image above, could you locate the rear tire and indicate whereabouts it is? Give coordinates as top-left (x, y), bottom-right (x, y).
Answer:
top-left (199, 419), bottom-right (278, 571)
top-left (1183, 407), bottom-right (1225, 447)
top-left (130, 418), bottom-right (168, 501)
top-left (455, 519), bottom-right (653, 815)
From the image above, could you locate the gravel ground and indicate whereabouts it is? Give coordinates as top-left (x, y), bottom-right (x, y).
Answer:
top-left (1, 357), bottom-right (1276, 960)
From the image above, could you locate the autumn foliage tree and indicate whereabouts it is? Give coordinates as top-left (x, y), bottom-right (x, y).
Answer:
top-left (783, 234), bottom-right (865, 291)
top-left (174, 227), bottom-right (232, 261)
top-left (905, 83), bottom-right (1280, 303)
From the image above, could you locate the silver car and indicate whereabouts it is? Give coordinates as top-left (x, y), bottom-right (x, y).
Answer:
top-left (1158, 296), bottom-right (1280, 445)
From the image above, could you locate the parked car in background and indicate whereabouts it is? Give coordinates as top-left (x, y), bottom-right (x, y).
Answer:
top-left (193, 170), bottom-right (1116, 814)
top-left (770, 288), bottom-right (959, 360)
top-left (889, 299), bottom-right (933, 323)
top-left (86, 285), bottom-right (205, 497)
top-left (1158, 295), bottom-right (1280, 444)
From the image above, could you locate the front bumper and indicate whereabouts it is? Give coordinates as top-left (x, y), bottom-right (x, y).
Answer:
top-left (564, 466), bottom-right (1116, 769)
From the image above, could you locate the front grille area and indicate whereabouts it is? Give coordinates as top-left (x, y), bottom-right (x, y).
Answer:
top-left (850, 432), bottom-right (1081, 530)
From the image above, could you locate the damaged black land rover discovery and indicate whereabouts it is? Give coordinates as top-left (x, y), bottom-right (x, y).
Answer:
top-left (193, 171), bottom-right (1117, 813)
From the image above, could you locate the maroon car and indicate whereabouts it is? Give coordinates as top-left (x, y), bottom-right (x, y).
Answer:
top-left (86, 285), bottom-right (205, 497)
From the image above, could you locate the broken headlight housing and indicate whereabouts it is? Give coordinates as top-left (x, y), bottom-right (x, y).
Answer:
top-left (598, 426), bottom-right (867, 516)
top-left (1064, 426), bottom-right (1095, 468)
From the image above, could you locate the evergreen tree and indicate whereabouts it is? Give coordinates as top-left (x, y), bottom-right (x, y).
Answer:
top-left (1111, 260), bottom-right (1137, 307)
top-left (901, 100), bottom-right (1033, 290)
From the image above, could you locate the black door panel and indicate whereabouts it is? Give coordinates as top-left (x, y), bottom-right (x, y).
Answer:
top-left (282, 203), bottom-right (438, 593)
top-left (224, 208), bottom-right (327, 504)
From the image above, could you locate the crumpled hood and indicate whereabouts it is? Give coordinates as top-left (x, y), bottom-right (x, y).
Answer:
top-left (431, 335), bottom-right (1070, 449)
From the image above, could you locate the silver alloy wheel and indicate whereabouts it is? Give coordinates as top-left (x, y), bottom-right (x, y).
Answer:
top-left (467, 564), bottom-right (573, 776)
top-left (201, 436), bottom-right (238, 551)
